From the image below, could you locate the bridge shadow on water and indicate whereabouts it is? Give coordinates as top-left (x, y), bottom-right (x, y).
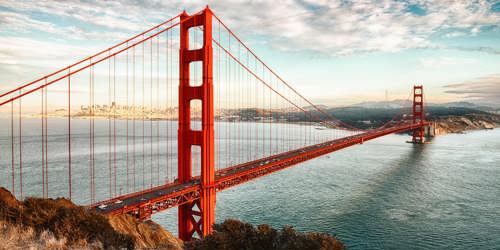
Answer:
top-left (350, 144), bottom-right (427, 207)
top-left (330, 144), bottom-right (432, 249)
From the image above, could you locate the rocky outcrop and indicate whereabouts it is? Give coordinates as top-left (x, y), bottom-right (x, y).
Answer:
top-left (108, 213), bottom-right (183, 250)
top-left (432, 114), bottom-right (500, 134)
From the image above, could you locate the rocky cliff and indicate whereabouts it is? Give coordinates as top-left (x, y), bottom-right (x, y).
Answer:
top-left (431, 114), bottom-right (500, 135)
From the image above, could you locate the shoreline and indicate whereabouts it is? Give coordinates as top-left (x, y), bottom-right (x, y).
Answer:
top-left (10, 113), bottom-right (500, 135)
top-left (431, 114), bottom-right (500, 135)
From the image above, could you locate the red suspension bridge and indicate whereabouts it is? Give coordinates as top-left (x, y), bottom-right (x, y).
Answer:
top-left (0, 7), bottom-right (430, 240)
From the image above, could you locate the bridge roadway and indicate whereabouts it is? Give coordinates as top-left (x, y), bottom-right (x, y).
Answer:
top-left (92, 121), bottom-right (428, 219)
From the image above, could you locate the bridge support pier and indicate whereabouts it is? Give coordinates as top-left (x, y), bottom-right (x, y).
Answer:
top-left (178, 7), bottom-right (215, 240)
top-left (411, 85), bottom-right (425, 144)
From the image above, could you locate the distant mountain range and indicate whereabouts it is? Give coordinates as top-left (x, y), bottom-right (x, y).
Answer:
top-left (337, 100), bottom-right (499, 111)
top-left (350, 99), bottom-right (412, 109)
top-left (303, 105), bottom-right (330, 111)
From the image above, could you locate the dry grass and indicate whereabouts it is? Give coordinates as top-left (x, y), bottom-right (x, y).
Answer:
top-left (108, 213), bottom-right (183, 250)
top-left (0, 187), bottom-right (182, 250)
top-left (0, 188), bottom-right (133, 249)
top-left (1, 187), bottom-right (345, 250)
top-left (0, 220), bottom-right (106, 250)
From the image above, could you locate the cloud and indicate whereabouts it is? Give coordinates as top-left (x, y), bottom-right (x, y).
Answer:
top-left (443, 74), bottom-right (500, 105)
top-left (1, 0), bottom-right (499, 57)
top-left (0, 11), bottom-right (58, 33)
top-left (0, 36), bottom-right (101, 91)
top-left (0, 36), bottom-right (96, 66)
top-left (1, 13), bottom-right (128, 42)
top-left (445, 31), bottom-right (467, 37)
top-left (450, 45), bottom-right (500, 55)
top-left (201, 0), bottom-right (500, 56)
top-left (419, 56), bottom-right (476, 68)
top-left (1, 0), bottom-right (145, 31)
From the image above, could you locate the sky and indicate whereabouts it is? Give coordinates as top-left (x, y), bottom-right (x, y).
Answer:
top-left (0, 0), bottom-right (499, 107)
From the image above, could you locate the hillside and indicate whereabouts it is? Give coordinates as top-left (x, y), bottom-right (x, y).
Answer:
top-left (0, 187), bottom-right (182, 250)
top-left (322, 106), bottom-right (500, 132)
top-left (231, 105), bottom-right (500, 133)
top-left (1, 187), bottom-right (345, 250)
top-left (186, 219), bottom-right (345, 250)
top-left (432, 113), bottom-right (500, 134)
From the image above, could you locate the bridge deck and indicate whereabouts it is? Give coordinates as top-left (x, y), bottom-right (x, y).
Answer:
top-left (93, 122), bottom-right (428, 218)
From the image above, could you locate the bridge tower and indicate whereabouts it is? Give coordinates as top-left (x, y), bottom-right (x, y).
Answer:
top-left (178, 7), bottom-right (215, 240)
top-left (412, 85), bottom-right (425, 143)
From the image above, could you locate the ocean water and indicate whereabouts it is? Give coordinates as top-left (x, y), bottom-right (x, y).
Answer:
top-left (154, 128), bottom-right (500, 249)
top-left (1, 117), bottom-right (499, 249)
top-left (0, 118), bottom-right (353, 204)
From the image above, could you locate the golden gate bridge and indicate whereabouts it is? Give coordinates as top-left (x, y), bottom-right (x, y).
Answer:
top-left (0, 7), bottom-right (430, 240)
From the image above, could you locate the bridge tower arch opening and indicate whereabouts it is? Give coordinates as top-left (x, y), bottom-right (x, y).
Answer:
top-left (178, 7), bottom-right (215, 240)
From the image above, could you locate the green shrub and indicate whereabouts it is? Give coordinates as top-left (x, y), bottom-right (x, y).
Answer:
top-left (186, 219), bottom-right (344, 250)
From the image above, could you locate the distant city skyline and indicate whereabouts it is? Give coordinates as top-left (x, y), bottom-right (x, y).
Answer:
top-left (0, 1), bottom-right (499, 107)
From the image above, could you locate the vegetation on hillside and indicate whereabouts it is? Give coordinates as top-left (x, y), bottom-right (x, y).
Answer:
top-left (325, 106), bottom-right (492, 129)
top-left (1, 187), bottom-right (345, 250)
top-left (233, 105), bottom-right (496, 130)
top-left (0, 188), bottom-right (133, 249)
top-left (186, 219), bottom-right (344, 250)
top-left (0, 220), bottom-right (87, 249)
top-left (0, 187), bottom-right (182, 250)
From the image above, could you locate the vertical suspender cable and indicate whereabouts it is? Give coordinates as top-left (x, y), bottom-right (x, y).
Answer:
top-left (133, 46), bottom-right (136, 190)
top-left (126, 43), bottom-right (129, 194)
top-left (108, 52), bottom-right (112, 199)
top-left (68, 69), bottom-right (72, 200)
top-left (245, 48), bottom-right (249, 161)
top-left (113, 55), bottom-right (117, 196)
top-left (156, 28), bottom-right (160, 185)
top-left (41, 87), bottom-right (45, 198)
top-left (93, 62), bottom-right (96, 202)
top-left (255, 57), bottom-right (258, 159)
top-left (142, 38), bottom-right (145, 191)
top-left (19, 90), bottom-right (22, 200)
top-left (92, 63), bottom-right (96, 203)
top-left (150, 38), bottom-right (153, 188)
top-left (11, 101), bottom-right (15, 196)
top-left (165, 28), bottom-right (170, 184)
top-left (237, 42), bottom-right (240, 164)
top-left (89, 63), bottom-right (92, 203)
top-left (45, 80), bottom-right (48, 198)
top-left (226, 29), bottom-right (229, 167)
top-left (169, 26), bottom-right (174, 181)
top-left (170, 26), bottom-right (174, 181)
top-left (269, 71), bottom-right (272, 156)
top-left (92, 62), bottom-right (95, 203)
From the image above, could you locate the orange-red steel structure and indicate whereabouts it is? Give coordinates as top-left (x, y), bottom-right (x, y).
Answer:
top-left (412, 85), bottom-right (425, 143)
top-left (0, 6), bottom-right (432, 241)
top-left (178, 7), bottom-right (215, 240)
top-left (93, 120), bottom-right (429, 223)
top-left (93, 81), bottom-right (429, 239)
